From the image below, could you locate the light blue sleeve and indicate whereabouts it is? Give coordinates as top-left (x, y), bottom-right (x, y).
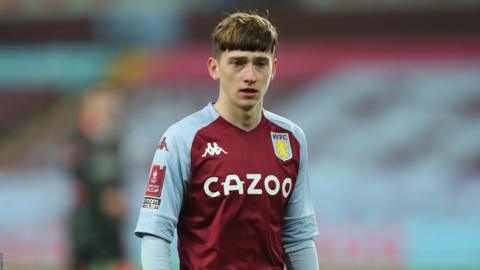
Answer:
top-left (141, 235), bottom-right (171, 270)
top-left (134, 105), bottom-right (217, 243)
top-left (282, 128), bottom-right (318, 243)
top-left (284, 240), bottom-right (319, 270)
top-left (135, 123), bottom-right (190, 243)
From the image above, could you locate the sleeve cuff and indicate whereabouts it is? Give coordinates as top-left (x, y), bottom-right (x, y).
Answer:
top-left (282, 214), bottom-right (318, 244)
top-left (135, 211), bottom-right (177, 243)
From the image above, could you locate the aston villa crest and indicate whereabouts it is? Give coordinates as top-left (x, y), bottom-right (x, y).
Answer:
top-left (271, 132), bottom-right (292, 161)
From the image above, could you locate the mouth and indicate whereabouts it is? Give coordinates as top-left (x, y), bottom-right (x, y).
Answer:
top-left (239, 88), bottom-right (258, 98)
top-left (239, 88), bottom-right (258, 94)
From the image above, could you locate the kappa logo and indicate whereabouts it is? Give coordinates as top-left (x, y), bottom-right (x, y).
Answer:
top-left (157, 136), bottom-right (168, 151)
top-left (202, 142), bottom-right (228, 157)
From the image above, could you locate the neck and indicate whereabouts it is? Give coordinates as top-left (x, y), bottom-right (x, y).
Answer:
top-left (213, 100), bottom-right (263, 132)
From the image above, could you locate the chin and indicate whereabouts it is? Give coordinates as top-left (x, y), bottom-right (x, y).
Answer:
top-left (236, 99), bottom-right (260, 111)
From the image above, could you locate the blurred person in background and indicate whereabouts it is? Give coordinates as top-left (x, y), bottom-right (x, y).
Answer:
top-left (67, 86), bottom-right (128, 270)
top-left (134, 12), bottom-right (319, 269)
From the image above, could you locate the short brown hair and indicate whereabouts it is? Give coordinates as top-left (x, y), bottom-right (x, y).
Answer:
top-left (212, 12), bottom-right (278, 58)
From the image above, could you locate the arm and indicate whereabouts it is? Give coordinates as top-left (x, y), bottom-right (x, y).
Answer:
top-left (141, 235), bottom-right (171, 270)
top-left (284, 239), bottom-right (319, 270)
top-left (283, 128), bottom-right (319, 269)
top-left (135, 125), bottom-right (189, 264)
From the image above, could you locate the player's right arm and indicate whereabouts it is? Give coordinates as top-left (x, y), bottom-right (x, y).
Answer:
top-left (135, 124), bottom-right (189, 268)
top-left (141, 235), bottom-right (171, 270)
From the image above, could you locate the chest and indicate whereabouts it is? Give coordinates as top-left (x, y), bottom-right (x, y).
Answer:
top-left (189, 125), bottom-right (300, 199)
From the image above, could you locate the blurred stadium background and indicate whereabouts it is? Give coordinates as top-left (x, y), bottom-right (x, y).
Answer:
top-left (1, 0), bottom-right (480, 269)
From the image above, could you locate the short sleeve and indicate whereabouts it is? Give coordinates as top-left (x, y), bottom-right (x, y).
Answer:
top-left (134, 124), bottom-right (189, 243)
top-left (282, 129), bottom-right (318, 244)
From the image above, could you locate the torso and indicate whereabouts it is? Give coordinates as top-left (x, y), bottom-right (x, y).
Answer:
top-left (177, 113), bottom-right (300, 270)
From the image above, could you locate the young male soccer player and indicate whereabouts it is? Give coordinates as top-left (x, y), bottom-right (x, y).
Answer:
top-left (135, 12), bottom-right (319, 270)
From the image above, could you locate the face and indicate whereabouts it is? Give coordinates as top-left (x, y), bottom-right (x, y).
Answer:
top-left (208, 50), bottom-right (277, 111)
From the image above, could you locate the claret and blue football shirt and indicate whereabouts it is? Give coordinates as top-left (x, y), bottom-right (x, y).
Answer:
top-left (135, 103), bottom-right (318, 270)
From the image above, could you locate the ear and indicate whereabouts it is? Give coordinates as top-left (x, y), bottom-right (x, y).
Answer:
top-left (207, 57), bottom-right (219, 80)
top-left (271, 58), bottom-right (278, 81)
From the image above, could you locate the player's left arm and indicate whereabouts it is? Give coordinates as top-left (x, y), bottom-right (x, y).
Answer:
top-left (284, 239), bottom-right (319, 270)
top-left (283, 128), bottom-right (319, 270)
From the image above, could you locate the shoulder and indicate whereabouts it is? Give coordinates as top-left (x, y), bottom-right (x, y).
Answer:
top-left (163, 104), bottom-right (218, 145)
top-left (264, 109), bottom-right (306, 143)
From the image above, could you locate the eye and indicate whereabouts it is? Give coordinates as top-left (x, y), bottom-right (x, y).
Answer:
top-left (255, 60), bottom-right (268, 68)
top-left (230, 59), bottom-right (245, 67)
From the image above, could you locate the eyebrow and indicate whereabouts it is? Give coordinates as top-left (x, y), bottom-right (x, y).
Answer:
top-left (227, 56), bottom-right (270, 62)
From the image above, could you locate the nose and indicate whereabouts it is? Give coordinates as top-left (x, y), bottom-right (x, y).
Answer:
top-left (243, 63), bottom-right (257, 84)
